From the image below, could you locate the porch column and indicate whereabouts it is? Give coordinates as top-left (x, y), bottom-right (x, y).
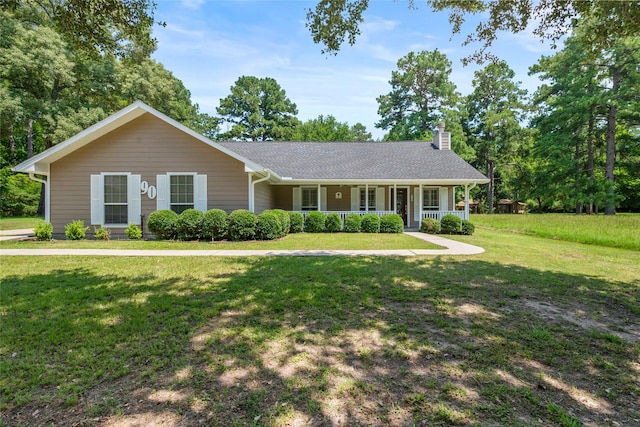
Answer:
top-left (317, 183), bottom-right (321, 211)
top-left (365, 183), bottom-right (369, 212)
top-left (464, 184), bottom-right (470, 220)
top-left (248, 174), bottom-right (253, 212)
top-left (419, 184), bottom-right (423, 226)
top-left (393, 184), bottom-right (397, 213)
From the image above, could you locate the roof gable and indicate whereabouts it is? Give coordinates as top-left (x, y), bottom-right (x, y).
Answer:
top-left (12, 101), bottom-right (267, 176)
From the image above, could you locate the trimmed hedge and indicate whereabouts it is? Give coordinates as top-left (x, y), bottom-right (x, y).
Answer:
top-left (148, 209), bottom-right (178, 239)
top-left (380, 214), bottom-right (404, 233)
top-left (255, 211), bottom-right (282, 240)
top-left (440, 214), bottom-right (462, 234)
top-left (461, 220), bottom-right (475, 235)
top-left (360, 214), bottom-right (381, 233)
top-left (343, 213), bottom-right (361, 233)
top-left (272, 209), bottom-right (290, 237)
top-left (325, 212), bottom-right (342, 233)
top-left (304, 211), bottom-right (325, 233)
top-left (420, 218), bottom-right (440, 234)
top-left (202, 209), bottom-right (228, 241)
top-left (228, 209), bottom-right (257, 241)
top-left (176, 209), bottom-right (204, 240)
top-left (288, 211), bottom-right (304, 233)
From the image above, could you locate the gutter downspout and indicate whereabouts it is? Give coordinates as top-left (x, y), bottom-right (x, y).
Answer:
top-left (249, 171), bottom-right (271, 213)
top-left (29, 173), bottom-right (49, 222)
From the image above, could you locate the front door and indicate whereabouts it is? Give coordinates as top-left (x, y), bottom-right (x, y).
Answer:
top-left (392, 188), bottom-right (408, 226)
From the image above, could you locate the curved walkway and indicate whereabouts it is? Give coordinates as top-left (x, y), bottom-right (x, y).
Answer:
top-left (0, 231), bottom-right (483, 257)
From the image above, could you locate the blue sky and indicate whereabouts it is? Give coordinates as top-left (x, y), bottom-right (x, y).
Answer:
top-left (152, 0), bottom-right (559, 139)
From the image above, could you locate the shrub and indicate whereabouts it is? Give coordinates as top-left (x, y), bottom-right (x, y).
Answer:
top-left (360, 214), bottom-right (381, 233)
top-left (255, 211), bottom-right (282, 240)
top-left (380, 214), bottom-right (404, 233)
top-left (272, 209), bottom-right (290, 236)
top-left (325, 212), bottom-right (342, 232)
top-left (65, 219), bottom-right (88, 240)
top-left (440, 214), bottom-right (462, 234)
top-left (34, 222), bottom-right (53, 241)
top-left (343, 213), bottom-right (362, 233)
top-left (202, 209), bottom-right (228, 241)
top-left (176, 209), bottom-right (204, 240)
top-left (147, 210), bottom-right (178, 240)
top-left (304, 211), bottom-right (325, 233)
top-left (288, 211), bottom-right (304, 233)
top-left (461, 220), bottom-right (475, 235)
top-left (420, 218), bottom-right (440, 234)
top-left (228, 209), bottom-right (257, 241)
top-left (125, 224), bottom-right (142, 239)
top-left (93, 226), bottom-right (111, 240)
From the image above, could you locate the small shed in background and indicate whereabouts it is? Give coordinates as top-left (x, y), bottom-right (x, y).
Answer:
top-left (497, 199), bottom-right (526, 214)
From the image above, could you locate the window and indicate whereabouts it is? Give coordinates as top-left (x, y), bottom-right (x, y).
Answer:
top-left (423, 188), bottom-right (439, 210)
top-left (104, 175), bottom-right (128, 224)
top-left (301, 187), bottom-right (318, 211)
top-left (359, 187), bottom-right (376, 211)
top-left (156, 173), bottom-right (207, 212)
top-left (91, 173), bottom-right (140, 226)
top-left (170, 174), bottom-right (194, 214)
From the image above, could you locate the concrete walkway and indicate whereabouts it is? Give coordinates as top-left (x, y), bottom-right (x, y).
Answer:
top-left (0, 231), bottom-right (483, 257)
top-left (0, 229), bottom-right (34, 241)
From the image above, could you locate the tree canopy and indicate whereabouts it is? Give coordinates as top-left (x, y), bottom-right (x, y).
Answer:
top-left (216, 76), bottom-right (299, 141)
top-left (307, 0), bottom-right (640, 62)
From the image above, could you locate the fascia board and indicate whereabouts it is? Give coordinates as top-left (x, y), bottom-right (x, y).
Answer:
top-left (272, 178), bottom-right (489, 185)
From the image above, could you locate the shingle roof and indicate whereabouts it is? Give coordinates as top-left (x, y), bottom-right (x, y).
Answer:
top-left (218, 141), bottom-right (488, 182)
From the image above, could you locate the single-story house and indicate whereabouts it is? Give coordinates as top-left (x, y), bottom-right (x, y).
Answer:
top-left (456, 198), bottom-right (480, 214)
top-left (12, 101), bottom-right (489, 237)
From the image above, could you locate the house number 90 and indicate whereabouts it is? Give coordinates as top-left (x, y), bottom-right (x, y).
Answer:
top-left (140, 180), bottom-right (157, 200)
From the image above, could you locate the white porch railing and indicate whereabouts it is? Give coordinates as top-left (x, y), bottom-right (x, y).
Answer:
top-left (293, 210), bottom-right (395, 224)
top-left (421, 210), bottom-right (468, 221)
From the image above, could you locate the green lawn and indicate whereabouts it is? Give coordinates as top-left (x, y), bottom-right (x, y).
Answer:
top-left (1, 222), bottom-right (639, 426)
top-left (0, 232), bottom-right (442, 250)
top-left (471, 213), bottom-right (640, 251)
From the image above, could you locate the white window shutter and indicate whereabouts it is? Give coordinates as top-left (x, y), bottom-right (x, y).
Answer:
top-left (90, 174), bottom-right (103, 225)
top-left (156, 174), bottom-right (168, 210)
top-left (376, 187), bottom-right (385, 211)
top-left (292, 187), bottom-right (301, 210)
top-left (320, 187), bottom-right (327, 210)
top-left (439, 187), bottom-right (448, 211)
top-left (350, 188), bottom-right (359, 211)
top-left (195, 174), bottom-right (207, 212)
top-left (129, 174), bottom-right (141, 224)
top-left (414, 187), bottom-right (421, 221)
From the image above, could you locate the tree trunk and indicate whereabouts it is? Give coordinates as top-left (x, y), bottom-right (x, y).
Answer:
top-left (487, 160), bottom-right (495, 214)
top-left (9, 122), bottom-right (16, 164)
top-left (26, 118), bottom-right (34, 159)
top-left (586, 115), bottom-right (595, 214)
top-left (575, 136), bottom-right (582, 214)
top-left (604, 66), bottom-right (620, 216)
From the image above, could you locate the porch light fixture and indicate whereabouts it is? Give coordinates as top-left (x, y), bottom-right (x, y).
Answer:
top-left (335, 192), bottom-right (342, 199)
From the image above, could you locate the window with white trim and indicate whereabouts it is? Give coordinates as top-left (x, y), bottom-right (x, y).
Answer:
top-left (301, 187), bottom-right (318, 211)
top-left (359, 187), bottom-right (376, 211)
top-left (104, 175), bottom-right (128, 224)
top-left (423, 188), bottom-right (439, 211)
top-left (170, 174), bottom-right (194, 214)
top-left (91, 173), bottom-right (140, 226)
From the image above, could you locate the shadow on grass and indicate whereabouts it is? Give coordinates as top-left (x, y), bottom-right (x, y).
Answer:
top-left (1, 256), bottom-right (639, 426)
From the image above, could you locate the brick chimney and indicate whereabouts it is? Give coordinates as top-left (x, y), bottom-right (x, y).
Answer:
top-left (434, 122), bottom-right (450, 150)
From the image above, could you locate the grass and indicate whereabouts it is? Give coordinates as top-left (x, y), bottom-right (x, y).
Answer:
top-left (0, 216), bottom-right (42, 231)
top-left (470, 213), bottom-right (640, 251)
top-left (1, 219), bottom-right (640, 425)
top-left (0, 232), bottom-right (442, 250)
